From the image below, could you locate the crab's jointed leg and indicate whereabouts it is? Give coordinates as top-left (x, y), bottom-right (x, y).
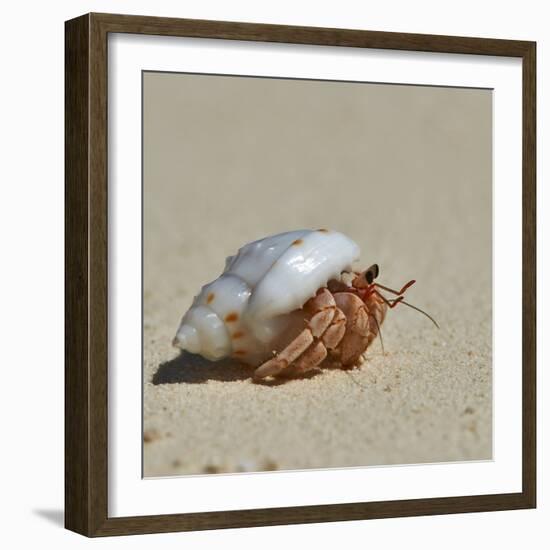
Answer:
top-left (283, 306), bottom-right (351, 378)
top-left (321, 307), bottom-right (346, 349)
top-left (283, 341), bottom-right (328, 377)
top-left (332, 292), bottom-right (373, 366)
top-left (253, 329), bottom-right (314, 379)
top-left (253, 289), bottom-right (343, 380)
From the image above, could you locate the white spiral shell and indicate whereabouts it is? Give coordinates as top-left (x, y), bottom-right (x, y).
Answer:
top-left (173, 229), bottom-right (360, 365)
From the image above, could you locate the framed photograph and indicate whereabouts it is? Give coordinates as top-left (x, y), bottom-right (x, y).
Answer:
top-left (65, 13), bottom-right (536, 536)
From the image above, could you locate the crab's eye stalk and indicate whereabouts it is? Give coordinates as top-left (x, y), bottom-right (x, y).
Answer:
top-left (365, 264), bottom-right (379, 285)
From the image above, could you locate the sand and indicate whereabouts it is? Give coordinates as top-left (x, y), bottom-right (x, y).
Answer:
top-left (142, 73), bottom-right (492, 477)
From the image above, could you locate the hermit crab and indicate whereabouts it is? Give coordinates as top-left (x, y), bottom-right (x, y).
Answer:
top-left (173, 229), bottom-right (436, 380)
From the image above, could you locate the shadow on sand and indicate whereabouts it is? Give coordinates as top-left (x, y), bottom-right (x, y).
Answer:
top-left (152, 351), bottom-right (324, 386)
top-left (152, 351), bottom-right (253, 384)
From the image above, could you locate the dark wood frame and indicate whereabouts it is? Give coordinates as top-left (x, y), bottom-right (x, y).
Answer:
top-left (65, 12), bottom-right (536, 537)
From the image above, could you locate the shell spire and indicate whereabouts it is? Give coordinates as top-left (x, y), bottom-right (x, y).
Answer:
top-left (172, 323), bottom-right (201, 354)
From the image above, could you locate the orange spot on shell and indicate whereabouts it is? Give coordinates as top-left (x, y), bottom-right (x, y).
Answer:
top-left (232, 331), bottom-right (245, 339)
top-left (317, 228), bottom-right (329, 233)
top-left (206, 292), bottom-right (215, 304)
top-left (292, 238), bottom-right (303, 245)
top-left (233, 349), bottom-right (247, 356)
top-left (225, 312), bottom-right (239, 322)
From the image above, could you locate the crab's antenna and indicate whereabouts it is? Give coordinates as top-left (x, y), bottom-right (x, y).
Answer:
top-left (390, 298), bottom-right (440, 329)
top-left (375, 279), bottom-right (416, 296)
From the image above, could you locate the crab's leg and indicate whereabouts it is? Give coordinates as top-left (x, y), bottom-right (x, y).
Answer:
top-left (253, 329), bottom-right (314, 379)
top-left (333, 292), bottom-right (376, 366)
top-left (281, 307), bottom-right (348, 378)
top-left (253, 289), bottom-right (338, 380)
top-left (321, 307), bottom-right (346, 349)
top-left (281, 341), bottom-right (328, 378)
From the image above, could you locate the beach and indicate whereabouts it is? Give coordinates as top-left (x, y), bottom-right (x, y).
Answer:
top-left (142, 73), bottom-right (492, 477)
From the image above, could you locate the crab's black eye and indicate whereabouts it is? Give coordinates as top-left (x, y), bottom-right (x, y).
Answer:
top-left (365, 264), bottom-right (379, 284)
